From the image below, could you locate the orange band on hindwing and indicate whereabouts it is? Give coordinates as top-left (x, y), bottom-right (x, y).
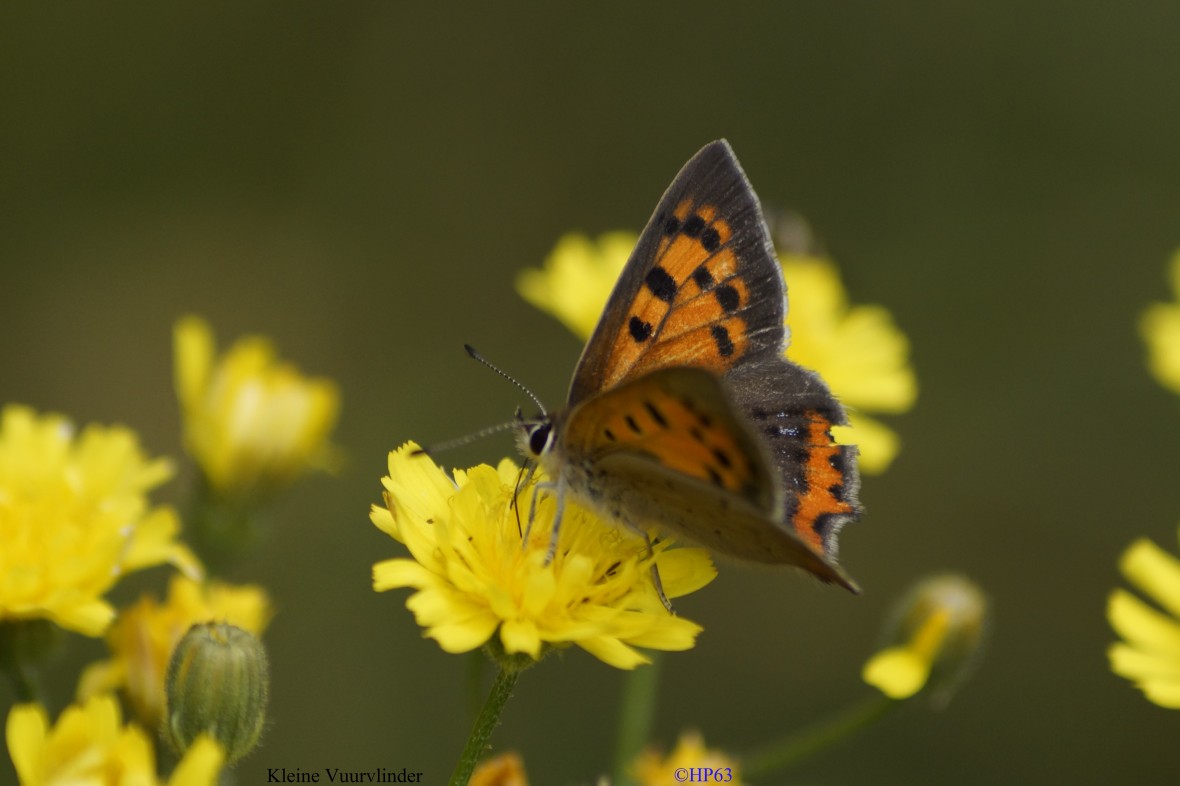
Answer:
top-left (789, 411), bottom-right (857, 553)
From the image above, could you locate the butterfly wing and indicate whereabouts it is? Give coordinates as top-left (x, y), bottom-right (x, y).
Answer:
top-left (558, 139), bottom-right (861, 588)
top-left (568, 140), bottom-right (787, 405)
top-left (725, 355), bottom-right (861, 570)
top-left (555, 365), bottom-right (858, 591)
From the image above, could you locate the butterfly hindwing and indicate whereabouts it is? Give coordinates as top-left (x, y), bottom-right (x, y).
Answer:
top-left (727, 356), bottom-right (862, 563)
top-left (558, 366), bottom-right (779, 516)
top-left (568, 140), bottom-right (787, 406)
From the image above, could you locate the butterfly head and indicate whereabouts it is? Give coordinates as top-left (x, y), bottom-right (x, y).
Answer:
top-left (516, 415), bottom-right (555, 461)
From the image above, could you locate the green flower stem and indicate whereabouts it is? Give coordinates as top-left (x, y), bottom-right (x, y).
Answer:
top-left (611, 652), bottom-right (663, 786)
top-left (448, 664), bottom-right (521, 786)
top-left (186, 476), bottom-right (272, 574)
top-left (0, 620), bottom-right (58, 705)
top-left (742, 693), bottom-right (900, 779)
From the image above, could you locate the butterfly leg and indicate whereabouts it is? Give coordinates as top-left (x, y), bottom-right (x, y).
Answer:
top-left (513, 460), bottom-right (539, 537)
top-left (545, 481), bottom-right (566, 565)
top-left (644, 534), bottom-right (673, 613)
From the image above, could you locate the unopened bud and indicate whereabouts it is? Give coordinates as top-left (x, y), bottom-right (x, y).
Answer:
top-left (164, 622), bottom-right (269, 764)
top-left (862, 574), bottom-right (987, 706)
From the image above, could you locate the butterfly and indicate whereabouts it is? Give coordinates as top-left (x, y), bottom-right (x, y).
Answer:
top-left (519, 139), bottom-right (861, 598)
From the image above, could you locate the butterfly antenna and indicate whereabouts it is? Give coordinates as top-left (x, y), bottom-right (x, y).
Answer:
top-left (412, 419), bottom-right (522, 457)
top-left (464, 344), bottom-right (547, 417)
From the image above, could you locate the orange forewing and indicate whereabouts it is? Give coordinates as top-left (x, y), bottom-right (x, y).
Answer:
top-left (567, 141), bottom-right (787, 408)
top-left (598, 199), bottom-right (749, 391)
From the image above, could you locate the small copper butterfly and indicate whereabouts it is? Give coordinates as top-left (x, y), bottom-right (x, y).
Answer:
top-left (520, 140), bottom-right (861, 594)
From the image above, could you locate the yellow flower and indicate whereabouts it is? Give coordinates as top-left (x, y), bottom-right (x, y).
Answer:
top-left (780, 254), bottom-right (916, 473)
top-left (1141, 248), bottom-right (1180, 394)
top-left (370, 444), bottom-right (715, 669)
top-left (517, 232), bottom-right (639, 339)
top-left (78, 574), bottom-right (271, 728)
top-left (631, 731), bottom-right (742, 786)
top-left (6, 695), bottom-right (223, 786)
top-left (0, 405), bottom-right (200, 637)
top-left (516, 233), bottom-right (916, 474)
top-left (469, 751), bottom-right (529, 786)
top-left (862, 574), bottom-right (987, 704)
top-left (173, 315), bottom-right (340, 497)
top-left (1108, 531), bottom-right (1180, 708)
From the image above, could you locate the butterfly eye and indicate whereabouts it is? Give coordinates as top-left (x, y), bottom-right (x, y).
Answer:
top-left (527, 423), bottom-right (552, 457)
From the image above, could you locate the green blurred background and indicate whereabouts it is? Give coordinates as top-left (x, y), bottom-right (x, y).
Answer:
top-left (3, 3), bottom-right (1180, 784)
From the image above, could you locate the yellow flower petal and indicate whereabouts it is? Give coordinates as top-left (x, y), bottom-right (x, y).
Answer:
top-left (168, 735), bottom-right (226, 786)
top-left (6, 704), bottom-right (48, 783)
top-left (631, 730), bottom-right (743, 786)
top-left (5, 695), bottom-right (222, 786)
top-left (834, 414), bottom-right (900, 476)
top-left (1141, 250), bottom-right (1180, 394)
top-left (1108, 588), bottom-right (1180, 654)
top-left (372, 443), bottom-right (715, 668)
top-left (1119, 538), bottom-right (1180, 618)
top-left (863, 647), bottom-right (930, 699)
top-left (1108, 530), bottom-right (1180, 709)
top-left (173, 315), bottom-right (341, 496)
top-left (0, 405), bottom-right (196, 637)
top-left (862, 575), bottom-right (987, 704)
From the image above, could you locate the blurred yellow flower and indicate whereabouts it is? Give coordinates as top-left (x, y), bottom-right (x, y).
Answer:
top-left (631, 731), bottom-right (742, 786)
top-left (1141, 248), bottom-right (1180, 394)
top-left (516, 233), bottom-right (916, 474)
top-left (78, 574), bottom-right (271, 728)
top-left (470, 751), bottom-right (529, 786)
top-left (370, 444), bottom-right (715, 669)
top-left (0, 404), bottom-right (200, 637)
top-left (6, 695), bottom-right (223, 786)
top-left (862, 574), bottom-right (987, 704)
top-left (1108, 532), bottom-right (1180, 708)
top-left (517, 232), bottom-right (639, 339)
top-left (173, 315), bottom-right (340, 497)
top-left (780, 254), bottom-right (916, 473)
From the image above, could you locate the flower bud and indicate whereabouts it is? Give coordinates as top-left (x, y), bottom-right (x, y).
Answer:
top-left (862, 574), bottom-right (987, 706)
top-left (165, 622), bottom-right (268, 764)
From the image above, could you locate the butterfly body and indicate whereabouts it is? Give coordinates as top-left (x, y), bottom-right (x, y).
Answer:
top-left (524, 140), bottom-right (861, 592)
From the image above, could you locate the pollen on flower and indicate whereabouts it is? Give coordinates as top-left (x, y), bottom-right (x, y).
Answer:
top-left (370, 443), bottom-right (716, 669)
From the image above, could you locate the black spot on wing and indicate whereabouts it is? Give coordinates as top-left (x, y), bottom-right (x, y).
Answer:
top-left (682, 214), bottom-right (705, 237)
top-left (692, 265), bottom-right (715, 290)
top-left (715, 284), bottom-right (740, 313)
top-left (644, 401), bottom-right (669, 428)
top-left (629, 316), bottom-right (653, 342)
top-left (645, 266), bottom-right (677, 302)
top-left (711, 325), bottom-right (735, 357)
top-left (701, 226), bottom-right (721, 252)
